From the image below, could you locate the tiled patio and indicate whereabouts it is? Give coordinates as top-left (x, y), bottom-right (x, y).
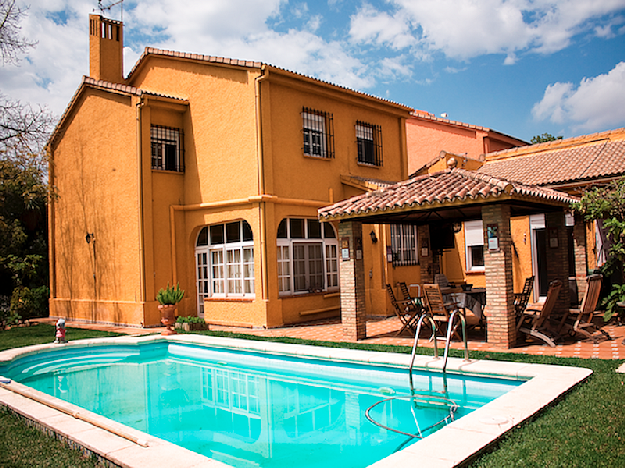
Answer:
top-left (37, 315), bottom-right (625, 360)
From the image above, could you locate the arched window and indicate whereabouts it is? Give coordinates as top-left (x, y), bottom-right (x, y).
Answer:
top-left (196, 221), bottom-right (254, 313)
top-left (276, 218), bottom-right (338, 295)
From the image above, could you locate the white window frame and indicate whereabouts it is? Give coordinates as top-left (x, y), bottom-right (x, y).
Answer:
top-left (390, 224), bottom-right (418, 266)
top-left (195, 221), bottom-right (255, 307)
top-left (277, 218), bottom-right (339, 295)
top-left (465, 220), bottom-right (485, 271)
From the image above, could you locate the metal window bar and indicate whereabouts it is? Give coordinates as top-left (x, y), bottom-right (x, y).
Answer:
top-left (390, 224), bottom-right (418, 266)
top-left (356, 121), bottom-right (383, 166)
top-left (150, 125), bottom-right (185, 172)
top-left (302, 107), bottom-right (334, 158)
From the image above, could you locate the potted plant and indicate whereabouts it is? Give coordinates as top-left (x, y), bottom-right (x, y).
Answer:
top-left (175, 315), bottom-right (209, 332)
top-left (156, 283), bottom-right (185, 336)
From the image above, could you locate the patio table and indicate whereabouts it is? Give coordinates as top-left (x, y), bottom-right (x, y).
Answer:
top-left (451, 288), bottom-right (486, 321)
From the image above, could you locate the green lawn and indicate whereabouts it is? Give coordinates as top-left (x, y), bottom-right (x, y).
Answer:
top-left (1, 325), bottom-right (624, 467)
top-left (0, 324), bottom-right (121, 468)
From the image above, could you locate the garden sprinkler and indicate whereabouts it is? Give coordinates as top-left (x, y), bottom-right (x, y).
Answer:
top-left (54, 318), bottom-right (67, 344)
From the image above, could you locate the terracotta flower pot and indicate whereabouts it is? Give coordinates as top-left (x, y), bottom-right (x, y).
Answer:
top-left (158, 304), bottom-right (177, 335)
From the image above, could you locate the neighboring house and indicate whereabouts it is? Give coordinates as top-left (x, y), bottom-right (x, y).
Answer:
top-left (406, 110), bottom-right (527, 175)
top-left (444, 128), bottom-right (625, 303)
top-left (47, 15), bottom-right (415, 328)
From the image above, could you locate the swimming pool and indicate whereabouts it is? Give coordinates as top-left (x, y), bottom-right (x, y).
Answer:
top-left (0, 335), bottom-right (592, 467)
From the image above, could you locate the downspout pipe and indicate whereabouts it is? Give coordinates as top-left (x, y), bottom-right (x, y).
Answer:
top-left (255, 67), bottom-right (269, 302)
top-left (136, 95), bottom-right (146, 307)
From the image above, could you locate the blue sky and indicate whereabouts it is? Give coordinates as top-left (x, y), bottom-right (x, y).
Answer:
top-left (3, 0), bottom-right (625, 142)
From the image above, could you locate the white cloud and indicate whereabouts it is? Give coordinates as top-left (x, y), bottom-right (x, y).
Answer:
top-left (351, 0), bottom-right (625, 61)
top-left (0, 0), bottom-right (373, 117)
top-left (378, 56), bottom-right (412, 79)
top-left (532, 62), bottom-right (625, 132)
top-left (349, 3), bottom-right (413, 49)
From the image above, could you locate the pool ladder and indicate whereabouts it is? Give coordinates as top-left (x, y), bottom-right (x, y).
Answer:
top-left (409, 309), bottom-right (469, 373)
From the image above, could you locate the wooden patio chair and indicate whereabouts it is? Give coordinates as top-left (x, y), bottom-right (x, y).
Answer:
top-left (560, 274), bottom-right (611, 342)
top-left (386, 284), bottom-right (421, 336)
top-left (399, 282), bottom-right (423, 309)
top-left (421, 284), bottom-right (461, 339)
top-left (516, 279), bottom-right (562, 347)
top-left (514, 276), bottom-right (534, 318)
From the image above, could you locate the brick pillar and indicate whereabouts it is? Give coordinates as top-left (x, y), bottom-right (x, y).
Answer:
top-left (545, 211), bottom-right (570, 315)
top-left (482, 204), bottom-right (516, 348)
top-left (339, 221), bottom-right (366, 341)
top-left (572, 212), bottom-right (589, 304)
top-left (418, 225), bottom-right (434, 283)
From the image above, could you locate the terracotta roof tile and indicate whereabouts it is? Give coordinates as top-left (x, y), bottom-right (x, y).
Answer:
top-left (319, 169), bottom-right (576, 221)
top-left (478, 137), bottom-right (625, 186)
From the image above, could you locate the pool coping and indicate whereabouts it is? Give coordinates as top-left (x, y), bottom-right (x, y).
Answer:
top-left (0, 334), bottom-right (592, 468)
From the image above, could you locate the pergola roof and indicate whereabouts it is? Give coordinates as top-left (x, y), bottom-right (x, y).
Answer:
top-left (319, 168), bottom-right (578, 225)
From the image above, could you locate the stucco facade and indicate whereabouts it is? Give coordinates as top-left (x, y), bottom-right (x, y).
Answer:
top-left (47, 15), bottom-right (414, 328)
top-left (406, 110), bottom-right (528, 175)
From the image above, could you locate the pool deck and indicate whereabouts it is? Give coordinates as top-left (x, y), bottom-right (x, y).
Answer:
top-left (34, 314), bottom-right (625, 359)
top-left (0, 331), bottom-right (603, 468)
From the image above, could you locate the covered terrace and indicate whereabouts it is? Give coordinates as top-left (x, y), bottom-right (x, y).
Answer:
top-left (319, 166), bottom-right (578, 348)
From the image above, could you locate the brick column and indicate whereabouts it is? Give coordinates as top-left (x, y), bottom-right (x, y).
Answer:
top-left (572, 212), bottom-right (589, 304)
top-left (482, 204), bottom-right (516, 348)
top-left (339, 221), bottom-right (366, 341)
top-left (418, 225), bottom-right (434, 283)
top-left (545, 211), bottom-right (570, 315)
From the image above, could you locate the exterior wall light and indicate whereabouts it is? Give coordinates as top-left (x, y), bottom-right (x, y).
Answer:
top-left (369, 230), bottom-right (378, 243)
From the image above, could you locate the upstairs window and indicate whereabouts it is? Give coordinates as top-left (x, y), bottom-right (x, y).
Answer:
top-left (390, 224), bottom-right (418, 266)
top-left (356, 121), bottom-right (382, 166)
top-left (464, 220), bottom-right (485, 271)
top-left (151, 125), bottom-right (184, 172)
top-left (302, 108), bottom-right (334, 159)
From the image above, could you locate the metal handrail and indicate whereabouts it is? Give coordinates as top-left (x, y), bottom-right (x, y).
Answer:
top-left (409, 308), bottom-right (470, 374)
top-left (409, 313), bottom-right (438, 373)
top-left (442, 309), bottom-right (469, 372)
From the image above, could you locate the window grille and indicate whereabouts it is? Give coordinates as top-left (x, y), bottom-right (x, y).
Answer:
top-left (302, 108), bottom-right (334, 159)
top-left (151, 125), bottom-right (184, 172)
top-left (390, 224), bottom-right (418, 266)
top-left (356, 121), bottom-right (383, 166)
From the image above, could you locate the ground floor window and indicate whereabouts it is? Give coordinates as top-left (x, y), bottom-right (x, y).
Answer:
top-left (390, 224), bottom-right (418, 266)
top-left (464, 220), bottom-right (485, 271)
top-left (196, 221), bottom-right (254, 312)
top-left (277, 218), bottom-right (338, 295)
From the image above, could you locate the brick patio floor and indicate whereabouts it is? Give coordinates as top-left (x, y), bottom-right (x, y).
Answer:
top-left (38, 315), bottom-right (625, 360)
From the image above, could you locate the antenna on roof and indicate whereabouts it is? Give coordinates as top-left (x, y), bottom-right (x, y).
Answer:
top-left (97, 0), bottom-right (124, 21)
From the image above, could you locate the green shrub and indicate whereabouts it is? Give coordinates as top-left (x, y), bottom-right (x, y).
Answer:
top-left (156, 283), bottom-right (185, 305)
top-left (10, 285), bottom-right (49, 321)
top-left (176, 315), bottom-right (206, 324)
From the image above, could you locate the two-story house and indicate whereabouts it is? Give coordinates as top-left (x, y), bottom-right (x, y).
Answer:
top-left (47, 15), bottom-right (415, 328)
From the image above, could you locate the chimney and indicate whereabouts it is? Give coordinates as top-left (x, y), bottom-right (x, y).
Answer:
top-left (89, 15), bottom-right (124, 83)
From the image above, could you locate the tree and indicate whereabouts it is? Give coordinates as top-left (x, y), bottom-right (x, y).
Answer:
top-left (531, 133), bottom-right (563, 144)
top-left (574, 177), bottom-right (625, 321)
top-left (0, 0), bottom-right (53, 325)
top-left (0, 0), bottom-right (35, 65)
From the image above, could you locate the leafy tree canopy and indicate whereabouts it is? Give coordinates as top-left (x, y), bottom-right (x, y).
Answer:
top-left (574, 177), bottom-right (625, 321)
top-left (531, 132), bottom-right (564, 144)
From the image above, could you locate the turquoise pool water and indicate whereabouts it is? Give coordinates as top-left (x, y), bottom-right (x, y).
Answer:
top-left (0, 342), bottom-right (522, 467)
